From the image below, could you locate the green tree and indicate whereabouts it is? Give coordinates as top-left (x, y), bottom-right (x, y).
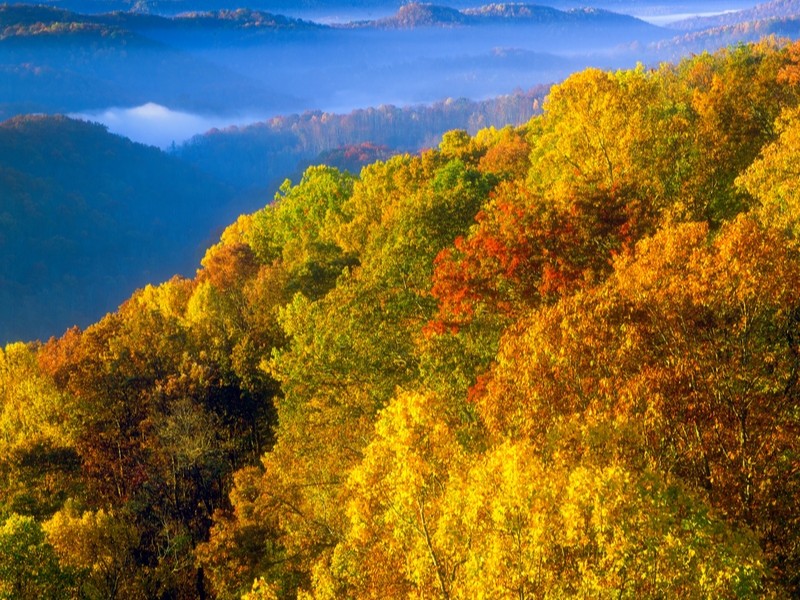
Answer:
top-left (0, 513), bottom-right (74, 600)
top-left (247, 166), bottom-right (358, 299)
top-left (201, 150), bottom-right (494, 598)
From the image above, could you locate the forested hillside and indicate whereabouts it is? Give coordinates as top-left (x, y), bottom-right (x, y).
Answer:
top-left (0, 4), bottom-right (295, 119)
top-left (0, 91), bottom-right (543, 344)
top-left (0, 115), bottom-right (232, 342)
top-left (177, 89), bottom-right (546, 192)
top-left (669, 0), bottom-right (800, 29)
top-left (3, 40), bottom-right (800, 599)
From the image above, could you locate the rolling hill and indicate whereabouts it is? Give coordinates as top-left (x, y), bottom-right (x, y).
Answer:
top-left (0, 114), bottom-right (233, 342)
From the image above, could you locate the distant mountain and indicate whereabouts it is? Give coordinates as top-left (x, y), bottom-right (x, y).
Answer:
top-left (0, 1), bottom-right (680, 123)
top-left (464, 3), bottom-right (650, 25)
top-left (652, 0), bottom-right (800, 55)
top-left (350, 2), bottom-right (466, 27)
top-left (18, 0), bottom-right (754, 18)
top-left (668, 0), bottom-right (800, 30)
top-left (464, 3), bottom-right (581, 21)
top-left (0, 3), bottom-right (133, 37)
top-left (344, 2), bottom-right (660, 29)
top-left (655, 15), bottom-right (800, 53)
top-left (0, 3), bottom-right (322, 37)
top-left (0, 0), bottom-right (409, 15)
top-left (0, 115), bottom-right (233, 342)
top-left (0, 4), bottom-right (300, 118)
top-left (168, 8), bottom-right (323, 29)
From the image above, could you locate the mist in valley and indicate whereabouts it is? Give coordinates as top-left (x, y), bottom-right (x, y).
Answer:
top-left (69, 22), bottom-right (631, 139)
top-left (4, 0), bottom-right (768, 145)
top-left (49, 0), bottom-right (760, 147)
top-left (71, 103), bottom-right (271, 148)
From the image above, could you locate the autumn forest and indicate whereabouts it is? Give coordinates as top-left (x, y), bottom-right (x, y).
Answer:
top-left (3, 38), bottom-right (800, 599)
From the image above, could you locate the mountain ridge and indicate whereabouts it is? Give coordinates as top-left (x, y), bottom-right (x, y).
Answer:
top-left (667, 0), bottom-right (800, 30)
top-left (0, 114), bottom-right (232, 343)
top-left (341, 1), bottom-right (659, 29)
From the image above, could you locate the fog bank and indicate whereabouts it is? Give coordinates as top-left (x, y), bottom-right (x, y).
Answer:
top-left (71, 103), bottom-right (267, 148)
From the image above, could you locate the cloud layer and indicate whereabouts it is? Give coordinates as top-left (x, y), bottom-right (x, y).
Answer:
top-left (71, 103), bottom-right (261, 148)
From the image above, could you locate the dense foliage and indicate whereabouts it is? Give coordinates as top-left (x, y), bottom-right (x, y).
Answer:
top-left (5, 40), bottom-right (800, 598)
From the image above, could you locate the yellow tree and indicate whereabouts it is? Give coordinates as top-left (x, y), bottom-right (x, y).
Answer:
top-left (475, 125), bottom-right (531, 181)
top-left (200, 149), bottom-right (495, 599)
top-left (44, 507), bottom-right (142, 600)
top-left (738, 106), bottom-right (800, 236)
top-left (0, 342), bottom-right (80, 517)
top-left (442, 441), bottom-right (768, 599)
top-left (672, 41), bottom-right (798, 222)
top-left (528, 65), bottom-right (690, 214)
top-left (310, 398), bottom-right (768, 599)
top-left (317, 390), bottom-right (467, 600)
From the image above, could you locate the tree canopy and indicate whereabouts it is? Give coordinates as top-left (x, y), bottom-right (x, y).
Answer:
top-left (3, 40), bottom-right (800, 598)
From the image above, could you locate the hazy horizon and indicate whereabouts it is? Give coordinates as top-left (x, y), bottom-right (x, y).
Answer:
top-left (41, 1), bottom-right (755, 149)
top-left (70, 103), bottom-right (274, 148)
